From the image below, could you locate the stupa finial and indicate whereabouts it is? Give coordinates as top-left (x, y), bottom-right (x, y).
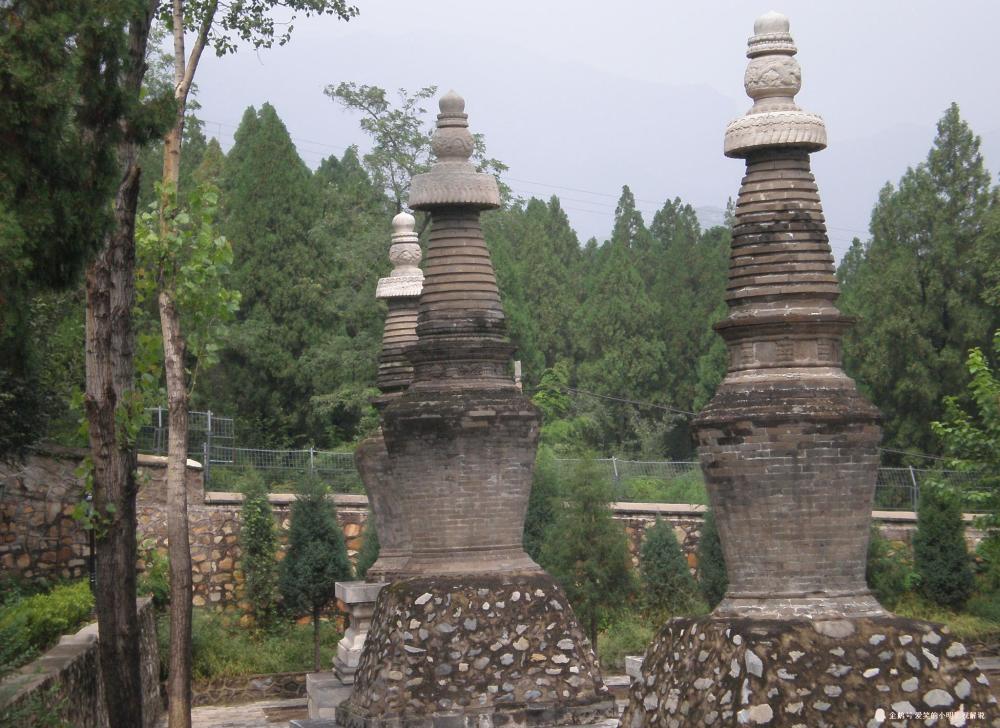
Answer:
top-left (408, 90), bottom-right (500, 209)
top-left (724, 11), bottom-right (826, 157)
top-left (376, 211), bottom-right (423, 299)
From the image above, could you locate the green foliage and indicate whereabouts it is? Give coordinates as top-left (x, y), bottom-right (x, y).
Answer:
top-left (538, 456), bottom-right (635, 645)
top-left (239, 470), bottom-right (278, 628)
top-left (182, 609), bottom-right (343, 682)
top-left (865, 525), bottom-right (917, 609)
top-left (932, 330), bottom-right (1000, 538)
top-left (913, 486), bottom-right (974, 609)
top-left (0, 581), bottom-right (94, 677)
top-left (523, 445), bottom-right (560, 561)
top-left (697, 509), bottom-right (728, 609)
top-left (891, 592), bottom-right (1000, 642)
top-left (596, 612), bottom-right (655, 672)
top-left (355, 517), bottom-right (380, 580)
top-left (279, 474), bottom-right (352, 617)
top-left (840, 104), bottom-right (1000, 455)
top-left (639, 520), bottom-right (701, 616)
top-left (621, 471), bottom-right (707, 504)
top-left (0, 684), bottom-right (69, 728)
top-left (137, 538), bottom-right (170, 609)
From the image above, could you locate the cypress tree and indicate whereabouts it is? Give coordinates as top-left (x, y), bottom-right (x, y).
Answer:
top-left (538, 456), bottom-right (635, 646)
top-left (913, 486), bottom-right (974, 609)
top-left (279, 474), bottom-right (352, 670)
top-left (640, 519), bottom-right (699, 616)
top-left (239, 470), bottom-right (278, 629)
top-left (354, 517), bottom-right (380, 581)
top-left (697, 509), bottom-right (728, 609)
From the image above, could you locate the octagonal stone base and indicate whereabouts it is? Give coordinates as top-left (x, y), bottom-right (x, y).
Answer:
top-left (336, 573), bottom-right (616, 727)
top-left (621, 616), bottom-right (999, 727)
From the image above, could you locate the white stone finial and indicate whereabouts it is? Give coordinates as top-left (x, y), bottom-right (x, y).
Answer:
top-left (408, 90), bottom-right (500, 210)
top-left (724, 12), bottom-right (826, 158)
top-left (377, 212), bottom-right (423, 299)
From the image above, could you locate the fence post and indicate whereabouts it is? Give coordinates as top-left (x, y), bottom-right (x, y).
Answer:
top-left (611, 456), bottom-right (621, 500)
top-left (156, 406), bottom-right (164, 454)
top-left (206, 409), bottom-right (213, 463)
top-left (309, 447), bottom-right (315, 476)
top-left (202, 441), bottom-right (210, 490)
top-left (908, 465), bottom-right (919, 512)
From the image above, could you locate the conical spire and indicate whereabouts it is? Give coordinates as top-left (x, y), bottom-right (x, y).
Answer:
top-left (374, 211), bottom-right (423, 396)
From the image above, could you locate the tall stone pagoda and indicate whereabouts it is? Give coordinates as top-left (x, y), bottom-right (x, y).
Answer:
top-left (354, 211), bottom-right (423, 582)
top-left (336, 92), bottom-right (614, 728)
top-left (622, 13), bottom-right (998, 726)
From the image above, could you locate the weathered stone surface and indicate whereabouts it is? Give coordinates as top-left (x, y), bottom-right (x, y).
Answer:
top-left (694, 11), bottom-right (882, 621)
top-left (620, 617), bottom-right (999, 727)
top-left (336, 574), bottom-right (614, 727)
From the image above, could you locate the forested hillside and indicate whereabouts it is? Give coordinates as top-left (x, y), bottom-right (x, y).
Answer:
top-left (6, 100), bottom-right (998, 461)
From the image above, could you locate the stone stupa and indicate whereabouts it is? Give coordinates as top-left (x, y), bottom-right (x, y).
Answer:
top-left (336, 92), bottom-right (615, 728)
top-left (354, 211), bottom-right (423, 582)
top-left (621, 12), bottom-right (999, 727)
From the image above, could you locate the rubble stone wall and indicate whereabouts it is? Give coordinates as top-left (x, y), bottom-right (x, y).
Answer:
top-left (1, 452), bottom-right (979, 606)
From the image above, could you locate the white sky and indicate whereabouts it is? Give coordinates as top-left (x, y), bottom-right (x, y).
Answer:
top-left (189, 0), bottom-right (1000, 259)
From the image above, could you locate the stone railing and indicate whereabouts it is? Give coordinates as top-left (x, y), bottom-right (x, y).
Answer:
top-left (0, 597), bottom-right (161, 728)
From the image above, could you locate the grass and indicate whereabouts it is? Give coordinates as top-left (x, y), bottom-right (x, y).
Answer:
top-left (890, 592), bottom-right (1000, 643)
top-left (158, 608), bottom-right (344, 683)
top-left (597, 612), bottom-right (656, 672)
top-left (620, 471), bottom-right (708, 504)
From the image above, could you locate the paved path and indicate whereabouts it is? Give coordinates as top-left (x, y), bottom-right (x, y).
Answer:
top-left (157, 699), bottom-right (308, 727)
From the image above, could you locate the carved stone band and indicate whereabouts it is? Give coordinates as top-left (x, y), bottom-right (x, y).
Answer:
top-left (724, 111), bottom-right (827, 157)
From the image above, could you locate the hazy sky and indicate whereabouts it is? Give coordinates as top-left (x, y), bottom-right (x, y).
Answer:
top-left (190, 0), bottom-right (1000, 259)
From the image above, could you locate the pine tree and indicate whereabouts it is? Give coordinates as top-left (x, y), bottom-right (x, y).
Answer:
top-left (697, 509), bottom-right (728, 609)
top-left (523, 445), bottom-right (560, 561)
top-left (913, 485), bottom-right (974, 609)
top-left (840, 104), bottom-right (1000, 455)
top-left (279, 474), bottom-right (352, 670)
top-left (239, 470), bottom-right (278, 629)
top-left (640, 519), bottom-right (700, 616)
top-left (538, 456), bottom-right (635, 645)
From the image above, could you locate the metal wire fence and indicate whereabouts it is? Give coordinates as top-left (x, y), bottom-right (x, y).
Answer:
top-left (202, 446), bottom-right (363, 494)
top-left (553, 457), bottom-right (983, 510)
top-left (137, 408), bottom-right (234, 459)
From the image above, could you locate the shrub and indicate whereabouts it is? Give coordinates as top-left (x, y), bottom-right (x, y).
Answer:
top-left (596, 612), bottom-right (655, 672)
top-left (624, 471), bottom-right (708, 504)
top-left (137, 538), bottom-right (170, 609)
top-left (865, 524), bottom-right (916, 608)
top-left (0, 580), bottom-right (94, 677)
top-left (239, 469), bottom-right (278, 629)
top-left (539, 455), bottom-right (636, 646)
top-left (913, 486), bottom-right (974, 609)
top-left (279, 474), bottom-right (352, 670)
top-left (355, 516), bottom-right (379, 580)
top-left (640, 520), bottom-right (699, 615)
top-left (697, 509), bottom-right (727, 609)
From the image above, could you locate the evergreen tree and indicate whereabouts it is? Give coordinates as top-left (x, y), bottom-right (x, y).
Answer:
top-left (538, 456), bottom-right (635, 645)
top-left (279, 474), bottom-right (352, 670)
top-left (640, 519), bottom-right (700, 616)
top-left (209, 104), bottom-right (326, 445)
top-left (913, 485), bottom-right (974, 609)
top-left (239, 470), bottom-right (278, 629)
top-left (355, 517), bottom-right (380, 580)
top-left (523, 445), bottom-right (560, 561)
top-left (697, 509), bottom-right (727, 609)
top-left (840, 104), bottom-right (1000, 455)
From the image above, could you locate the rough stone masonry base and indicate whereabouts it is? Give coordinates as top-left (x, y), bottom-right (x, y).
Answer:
top-left (336, 572), bottom-right (616, 728)
top-left (621, 616), bottom-right (1000, 727)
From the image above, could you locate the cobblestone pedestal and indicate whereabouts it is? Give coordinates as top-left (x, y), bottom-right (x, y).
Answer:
top-left (337, 573), bottom-right (615, 728)
top-left (621, 616), bottom-right (999, 727)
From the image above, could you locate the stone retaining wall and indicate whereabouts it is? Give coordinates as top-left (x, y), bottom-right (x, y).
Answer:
top-left (1, 451), bottom-right (982, 607)
top-left (0, 597), bottom-right (162, 728)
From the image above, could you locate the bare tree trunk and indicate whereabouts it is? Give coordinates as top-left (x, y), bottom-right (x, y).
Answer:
top-left (161, 290), bottom-right (192, 728)
top-left (85, 157), bottom-right (143, 728)
top-left (160, 6), bottom-right (214, 726)
top-left (83, 5), bottom-right (157, 727)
